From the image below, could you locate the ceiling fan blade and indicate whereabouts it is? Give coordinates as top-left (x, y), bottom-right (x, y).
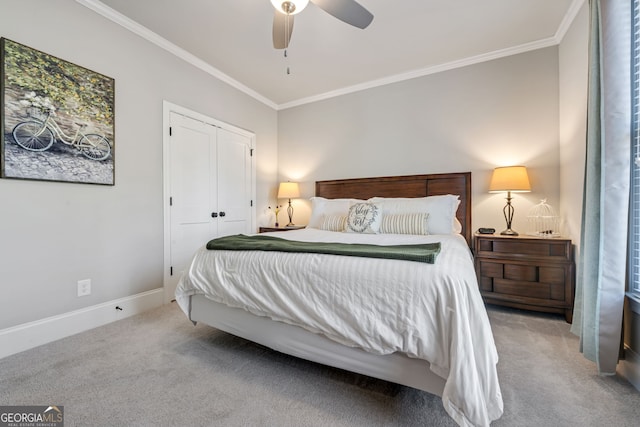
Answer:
top-left (310, 0), bottom-right (373, 29)
top-left (273, 11), bottom-right (294, 49)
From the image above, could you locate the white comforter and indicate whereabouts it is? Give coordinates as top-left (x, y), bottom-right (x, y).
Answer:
top-left (176, 229), bottom-right (503, 426)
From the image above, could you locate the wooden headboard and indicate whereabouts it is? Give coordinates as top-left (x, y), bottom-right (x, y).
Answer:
top-left (315, 172), bottom-right (472, 247)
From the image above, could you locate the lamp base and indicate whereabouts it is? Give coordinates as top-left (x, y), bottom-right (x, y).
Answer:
top-left (499, 192), bottom-right (519, 236)
top-left (286, 199), bottom-right (294, 228)
top-left (500, 228), bottom-right (519, 236)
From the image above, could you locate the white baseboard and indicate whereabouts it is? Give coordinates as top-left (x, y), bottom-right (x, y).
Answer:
top-left (619, 346), bottom-right (640, 392)
top-left (0, 288), bottom-right (164, 360)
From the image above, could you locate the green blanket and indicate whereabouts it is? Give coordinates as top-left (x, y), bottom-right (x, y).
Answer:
top-left (206, 234), bottom-right (441, 264)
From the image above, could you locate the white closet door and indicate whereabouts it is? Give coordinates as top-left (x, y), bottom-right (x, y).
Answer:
top-left (169, 112), bottom-right (218, 294)
top-left (216, 127), bottom-right (252, 237)
top-left (166, 110), bottom-right (254, 301)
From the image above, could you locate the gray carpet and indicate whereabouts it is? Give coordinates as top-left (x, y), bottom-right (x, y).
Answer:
top-left (1, 302), bottom-right (639, 426)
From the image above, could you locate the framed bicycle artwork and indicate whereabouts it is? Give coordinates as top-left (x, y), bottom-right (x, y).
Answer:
top-left (0, 38), bottom-right (115, 185)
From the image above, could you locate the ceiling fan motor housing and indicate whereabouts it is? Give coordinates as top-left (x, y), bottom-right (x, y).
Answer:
top-left (272, 0), bottom-right (309, 15)
top-left (272, 0), bottom-right (374, 49)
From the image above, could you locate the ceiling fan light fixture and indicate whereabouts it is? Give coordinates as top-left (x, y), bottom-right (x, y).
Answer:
top-left (271, 0), bottom-right (309, 15)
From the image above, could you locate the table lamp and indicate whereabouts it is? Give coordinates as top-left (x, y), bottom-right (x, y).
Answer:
top-left (489, 166), bottom-right (531, 236)
top-left (277, 181), bottom-right (300, 227)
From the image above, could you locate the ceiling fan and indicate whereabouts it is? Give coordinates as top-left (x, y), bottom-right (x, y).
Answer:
top-left (271, 0), bottom-right (374, 49)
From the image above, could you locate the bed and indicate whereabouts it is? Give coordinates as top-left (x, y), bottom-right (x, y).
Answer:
top-left (175, 172), bottom-right (503, 427)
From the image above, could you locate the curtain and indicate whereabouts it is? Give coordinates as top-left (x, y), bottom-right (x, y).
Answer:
top-left (570, 0), bottom-right (631, 375)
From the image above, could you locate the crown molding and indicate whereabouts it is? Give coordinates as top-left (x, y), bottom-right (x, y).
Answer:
top-left (75, 0), bottom-right (278, 110)
top-left (77, 0), bottom-right (585, 112)
top-left (555, 0), bottom-right (587, 43)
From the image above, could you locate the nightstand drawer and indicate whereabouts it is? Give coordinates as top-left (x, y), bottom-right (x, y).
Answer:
top-left (504, 264), bottom-right (537, 282)
top-left (493, 241), bottom-right (550, 257)
top-left (479, 263), bottom-right (568, 299)
top-left (482, 239), bottom-right (572, 261)
top-left (480, 261), bottom-right (503, 278)
top-left (539, 267), bottom-right (565, 284)
top-left (493, 278), bottom-right (553, 300)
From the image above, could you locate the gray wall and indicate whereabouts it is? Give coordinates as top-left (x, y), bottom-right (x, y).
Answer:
top-left (277, 47), bottom-right (561, 234)
top-left (0, 0), bottom-right (278, 329)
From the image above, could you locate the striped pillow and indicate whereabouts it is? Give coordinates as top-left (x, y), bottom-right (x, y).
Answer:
top-left (380, 213), bottom-right (429, 235)
top-left (320, 215), bottom-right (347, 232)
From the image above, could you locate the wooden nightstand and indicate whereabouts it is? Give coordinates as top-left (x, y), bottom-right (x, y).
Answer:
top-left (474, 233), bottom-right (575, 323)
top-left (258, 226), bottom-right (306, 233)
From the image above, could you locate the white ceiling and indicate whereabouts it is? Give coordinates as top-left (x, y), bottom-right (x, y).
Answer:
top-left (79, 0), bottom-right (583, 109)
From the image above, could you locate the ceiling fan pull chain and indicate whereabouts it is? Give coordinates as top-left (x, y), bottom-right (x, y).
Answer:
top-left (285, 13), bottom-right (291, 74)
top-left (284, 48), bottom-right (290, 74)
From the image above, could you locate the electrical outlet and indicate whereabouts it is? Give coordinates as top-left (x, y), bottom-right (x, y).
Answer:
top-left (77, 279), bottom-right (91, 297)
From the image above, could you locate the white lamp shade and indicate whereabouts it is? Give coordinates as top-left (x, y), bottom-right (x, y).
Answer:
top-left (271, 0), bottom-right (309, 15)
top-left (277, 182), bottom-right (300, 199)
top-left (489, 166), bottom-right (531, 193)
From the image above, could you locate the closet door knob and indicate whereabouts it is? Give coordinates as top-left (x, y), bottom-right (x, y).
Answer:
top-left (211, 212), bottom-right (218, 218)
top-left (219, 211), bottom-right (226, 217)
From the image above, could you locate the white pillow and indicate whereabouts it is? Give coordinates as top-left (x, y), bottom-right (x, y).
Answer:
top-left (320, 214), bottom-right (347, 232)
top-left (308, 197), bottom-right (363, 229)
top-left (453, 217), bottom-right (463, 234)
top-left (368, 195), bottom-right (460, 235)
top-left (380, 213), bottom-right (429, 235)
top-left (345, 202), bottom-right (382, 234)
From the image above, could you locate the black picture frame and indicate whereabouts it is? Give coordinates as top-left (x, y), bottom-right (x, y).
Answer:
top-left (1, 38), bottom-right (115, 185)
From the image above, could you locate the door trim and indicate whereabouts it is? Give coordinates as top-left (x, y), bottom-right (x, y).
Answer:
top-left (162, 101), bottom-right (256, 304)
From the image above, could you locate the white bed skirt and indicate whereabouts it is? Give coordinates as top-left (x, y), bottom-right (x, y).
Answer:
top-left (189, 294), bottom-right (446, 396)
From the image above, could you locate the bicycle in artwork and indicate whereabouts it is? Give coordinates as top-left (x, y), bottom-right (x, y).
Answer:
top-left (12, 101), bottom-right (111, 161)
